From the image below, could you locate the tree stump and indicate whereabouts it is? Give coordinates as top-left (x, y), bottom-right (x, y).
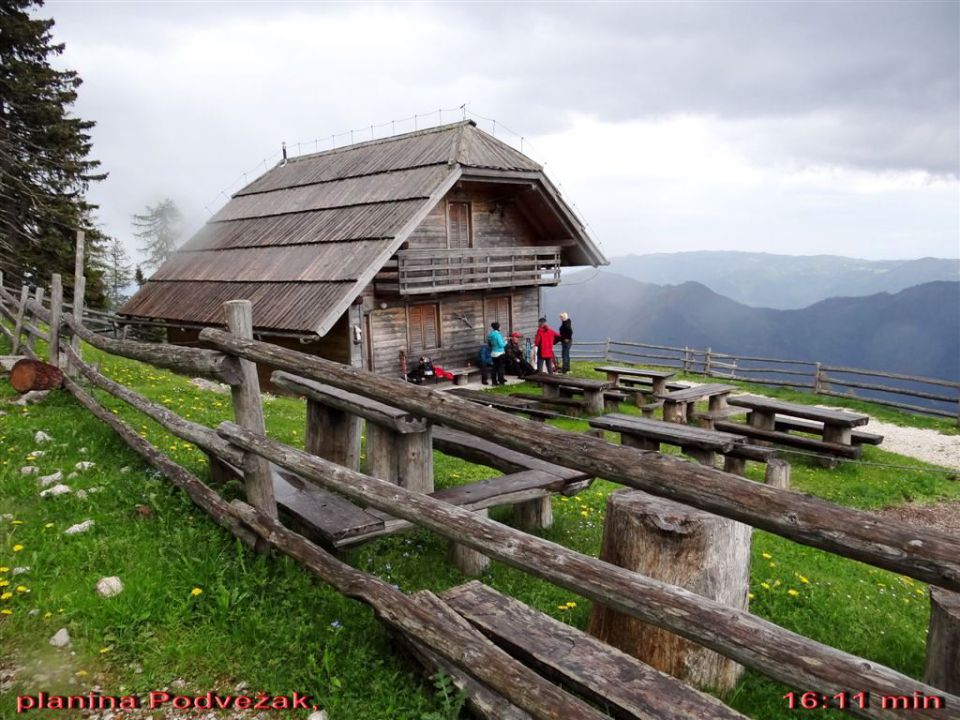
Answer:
top-left (587, 489), bottom-right (751, 692)
top-left (764, 458), bottom-right (791, 489)
top-left (10, 359), bottom-right (64, 393)
top-left (924, 587), bottom-right (960, 694)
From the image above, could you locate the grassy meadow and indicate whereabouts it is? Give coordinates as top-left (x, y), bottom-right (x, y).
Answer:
top-left (1, 330), bottom-right (958, 719)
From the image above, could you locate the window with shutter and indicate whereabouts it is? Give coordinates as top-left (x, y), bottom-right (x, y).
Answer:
top-left (447, 201), bottom-right (472, 249)
top-left (407, 304), bottom-right (440, 353)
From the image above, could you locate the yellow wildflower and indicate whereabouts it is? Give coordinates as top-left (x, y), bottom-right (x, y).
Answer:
top-left (43, 612), bottom-right (51, 619)
top-left (566, 602), bottom-right (577, 608)
top-left (75, 670), bottom-right (88, 677)
top-left (99, 647), bottom-right (110, 654)
top-left (1, 593), bottom-right (12, 600)
top-left (796, 574), bottom-right (810, 584)
top-left (787, 589), bottom-right (800, 597)
top-left (761, 552), bottom-right (772, 560)
top-left (12, 545), bottom-right (23, 552)
top-left (0, 581), bottom-right (8, 587)
top-left (748, 592), bottom-right (755, 600)
top-left (15, 586), bottom-right (28, 593)
top-left (0, 567), bottom-right (8, 573)
top-left (1, 609), bottom-right (11, 615)
top-left (44, 523), bottom-right (54, 529)
top-left (760, 582), bottom-right (771, 590)
top-left (11, 520), bottom-right (23, 525)
top-left (191, 587), bottom-right (203, 597)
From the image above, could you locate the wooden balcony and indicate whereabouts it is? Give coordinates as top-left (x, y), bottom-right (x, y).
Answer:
top-left (375, 246), bottom-right (562, 296)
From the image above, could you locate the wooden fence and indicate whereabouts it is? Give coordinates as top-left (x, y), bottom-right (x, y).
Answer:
top-left (572, 339), bottom-right (960, 422)
top-left (2, 273), bottom-right (960, 719)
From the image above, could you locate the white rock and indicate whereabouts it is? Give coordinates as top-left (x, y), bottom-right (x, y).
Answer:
top-left (34, 431), bottom-right (53, 444)
top-left (189, 377), bottom-right (230, 394)
top-left (49, 628), bottom-right (71, 648)
top-left (0, 513), bottom-right (12, 521)
top-left (75, 490), bottom-right (88, 500)
top-left (308, 712), bottom-right (327, 720)
top-left (120, 467), bottom-right (130, 474)
top-left (233, 681), bottom-right (248, 692)
top-left (27, 608), bottom-right (39, 617)
top-left (96, 576), bottom-right (123, 598)
top-left (87, 486), bottom-right (101, 494)
top-left (38, 470), bottom-right (63, 487)
top-left (20, 466), bottom-right (38, 475)
top-left (67, 472), bottom-right (78, 480)
top-left (40, 484), bottom-right (71, 497)
top-left (79, 447), bottom-right (87, 454)
top-left (74, 461), bottom-right (95, 471)
top-left (30, 450), bottom-right (45, 458)
top-left (64, 520), bottom-right (94, 535)
top-left (10, 390), bottom-right (49, 406)
top-left (11, 567), bottom-right (29, 576)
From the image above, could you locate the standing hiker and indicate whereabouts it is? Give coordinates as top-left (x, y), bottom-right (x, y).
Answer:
top-left (534, 317), bottom-right (558, 374)
top-left (558, 312), bottom-right (573, 374)
top-left (487, 321), bottom-right (507, 386)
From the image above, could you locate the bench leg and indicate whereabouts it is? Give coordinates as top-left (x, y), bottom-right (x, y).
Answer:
top-left (663, 401), bottom-right (683, 424)
top-left (748, 410), bottom-right (775, 445)
top-left (722, 456), bottom-right (746, 476)
top-left (622, 434), bottom-right (659, 452)
top-left (585, 390), bottom-right (605, 415)
top-left (450, 509), bottom-right (490, 576)
top-left (685, 447), bottom-right (716, 467)
top-left (514, 496), bottom-right (553, 531)
top-left (764, 458), bottom-right (791, 489)
top-left (397, 427), bottom-right (434, 494)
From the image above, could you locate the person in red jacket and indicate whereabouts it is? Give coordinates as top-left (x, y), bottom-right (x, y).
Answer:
top-left (534, 317), bottom-right (558, 374)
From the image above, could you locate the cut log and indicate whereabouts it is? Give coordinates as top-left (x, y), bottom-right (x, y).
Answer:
top-left (587, 489), bottom-right (751, 693)
top-left (10, 359), bottom-right (64, 393)
top-left (513, 496), bottom-right (553, 531)
top-left (924, 587), bottom-right (960, 694)
top-left (764, 458), bottom-right (791, 489)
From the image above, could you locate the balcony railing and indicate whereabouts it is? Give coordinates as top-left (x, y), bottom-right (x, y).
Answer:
top-left (375, 246), bottom-right (562, 295)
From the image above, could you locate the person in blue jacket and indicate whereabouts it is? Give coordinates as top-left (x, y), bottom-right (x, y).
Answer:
top-left (477, 342), bottom-right (493, 385)
top-left (487, 322), bottom-right (507, 386)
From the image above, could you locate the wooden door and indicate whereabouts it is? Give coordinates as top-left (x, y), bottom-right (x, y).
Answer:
top-left (483, 295), bottom-right (512, 334)
top-left (447, 202), bottom-right (472, 249)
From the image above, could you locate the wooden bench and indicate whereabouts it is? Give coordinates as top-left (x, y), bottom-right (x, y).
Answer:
top-left (433, 581), bottom-right (748, 720)
top-left (773, 415), bottom-right (883, 445)
top-left (446, 387), bottom-right (562, 421)
top-left (527, 373), bottom-right (611, 415)
top-left (660, 383), bottom-right (736, 424)
top-left (588, 413), bottom-right (788, 485)
top-left (726, 395), bottom-right (872, 461)
top-left (595, 365), bottom-right (678, 396)
top-left (510, 391), bottom-right (587, 415)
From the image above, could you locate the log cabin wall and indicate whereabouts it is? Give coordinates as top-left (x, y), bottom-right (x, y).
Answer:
top-left (405, 184), bottom-right (541, 251)
top-left (363, 286), bottom-right (542, 378)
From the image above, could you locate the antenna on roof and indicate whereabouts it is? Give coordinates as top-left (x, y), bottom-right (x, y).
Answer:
top-left (281, 141), bottom-right (288, 166)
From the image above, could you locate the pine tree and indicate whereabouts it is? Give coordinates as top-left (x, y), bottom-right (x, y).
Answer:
top-left (104, 238), bottom-right (132, 309)
top-left (0, 0), bottom-right (108, 305)
top-left (133, 198), bottom-right (183, 271)
top-left (134, 265), bottom-right (145, 287)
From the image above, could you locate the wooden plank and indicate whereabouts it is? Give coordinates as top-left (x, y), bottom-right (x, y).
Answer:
top-left (199, 328), bottom-right (960, 593)
top-left (661, 383), bottom-right (735, 403)
top-left (714, 421), bottom-right (861, 459)
top-left (432, 425), bottom-right (589, 482)
top-left (443, 582), bottom-right (749, 720)
top-left (594, 366), bottom-right (677, 380)
top-left (432, 470), bottom-right (568, 506)
top-left (48, 274), bottom-right (62, 368)
top-left (510, 392), bottom-right (585, 408)
top-left (10, 285), bottom-right (28, 355)
top-left (773, 416), bottom-right (884, 445)
top-left (589, 414), bottom-right (746, 453)
top-left (729, 395), bottom-right (870, 427)
top-left (273, 371), bottom-right (428, 433)
top-left (527, 373), bottom-right (610, 391)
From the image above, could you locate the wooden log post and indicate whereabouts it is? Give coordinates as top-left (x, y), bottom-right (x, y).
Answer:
top-left (305, 399), bottom-right (362, 471)
top-left (67, 230), bottom-right (85, 375)
top-left (723, 456), bottom-right (746, 476)
top-left (513, 496), bottom-right (553, 532)
top-left (764, 458), bottom-right (791, 489)
top-left (223, 300), bottom-right (277, 523)
top-left (924, 587), bottom-right (960, 694)
top-left (587, 489), bottom-right (751, 693)
top-left (704, 347), bottom-right (713, 376)
top-left (10, 286), bottom-right (28, 355)
top-left (366, 423), bottom-right (434, 494)
top-left (450, 508), bottom-right (491, 576)
top-left (48, 275), bottom-right (62, 367)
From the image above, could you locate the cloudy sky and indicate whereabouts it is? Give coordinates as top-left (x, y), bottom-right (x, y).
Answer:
top-left (46, 0), bottom-right (959, 264)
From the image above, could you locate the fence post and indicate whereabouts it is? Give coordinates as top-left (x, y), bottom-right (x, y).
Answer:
top-left (49, 275), bottom-right (63, 368)
top-left (813, 363), bottom-right (823, 394)
top-left (682, 347), bottom-right (690, 373)
top-left (10, 286), bottom-right (29, 355)
top-left (924, 587), bottom-right (960, 694)
top-left (67, 230), bottom-right (85, 375)
top-left (24, 287), bottom-right (44, 355)
top-left (223, 300), bottom-right (278, 529)
top-left (605, 337), bottom-right (611, 361)
top-left (704, 347), bottom-right (712, 377)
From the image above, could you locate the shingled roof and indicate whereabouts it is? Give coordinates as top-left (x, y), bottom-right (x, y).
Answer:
top-left (120, 120), bottom-right (603, 334)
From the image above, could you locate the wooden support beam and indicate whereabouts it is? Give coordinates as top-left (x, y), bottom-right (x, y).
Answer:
top-left (513, 497), bottom-right (553, 531)
top-left (223, 300), bottom-right (277, 523)
top-left (305, 399), bottom-right (361, 471)
top-left (217, 420), bottom-right (960, 718)
top-left (68, 229), bottom-right (85, 375)
top-left (925, 587), bottom-right (960, 694)
top-left (198, 328), bottom-right (960, 593)
top-left (764, 458), bottom-right (791, 489)
top-left (367, 423), bottom-right (434, 494)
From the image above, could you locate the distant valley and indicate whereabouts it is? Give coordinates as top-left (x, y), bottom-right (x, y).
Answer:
top-left (544, 273), bottom-right (960, 381)
top-left (599, 252), bottom-right (960, 309)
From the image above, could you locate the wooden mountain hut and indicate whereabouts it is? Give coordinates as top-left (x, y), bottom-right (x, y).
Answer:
top-left (120, 121), bottom-right (607, 384)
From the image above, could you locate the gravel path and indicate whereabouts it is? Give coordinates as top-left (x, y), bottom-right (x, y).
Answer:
top-left (858, 417), bottom-right (960, 471)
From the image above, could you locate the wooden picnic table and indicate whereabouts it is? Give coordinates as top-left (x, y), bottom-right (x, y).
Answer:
top-left (588, 413), bottom-right (787, 485)
top-left (659, 383), bottom-right (737, 424)
top-left (594, 366), bottom-right (678, 395)
top-left (728, 395), bottom-right (869, 447)
top-left (527, 373), bottom-right (611, 415)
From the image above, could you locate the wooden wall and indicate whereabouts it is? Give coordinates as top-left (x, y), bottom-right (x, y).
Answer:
top-left (363, 286), bottom-right (542, 377)
top-left (405, 184), bottom-right (541, 251)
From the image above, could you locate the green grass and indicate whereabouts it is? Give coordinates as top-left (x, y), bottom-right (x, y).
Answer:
top-left (2, 337), bottom-right (958, 719)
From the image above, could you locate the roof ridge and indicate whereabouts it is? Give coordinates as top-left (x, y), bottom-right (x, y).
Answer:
top-left (285, 119), bottom-right (476, 165)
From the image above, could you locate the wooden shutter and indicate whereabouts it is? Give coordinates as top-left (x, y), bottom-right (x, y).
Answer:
top-left (447, 202), bottom-right (471, 249)
top-left (408, 304), bottom-right (440, 352)
top-left (484, 296), bottom-right (511, 333)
